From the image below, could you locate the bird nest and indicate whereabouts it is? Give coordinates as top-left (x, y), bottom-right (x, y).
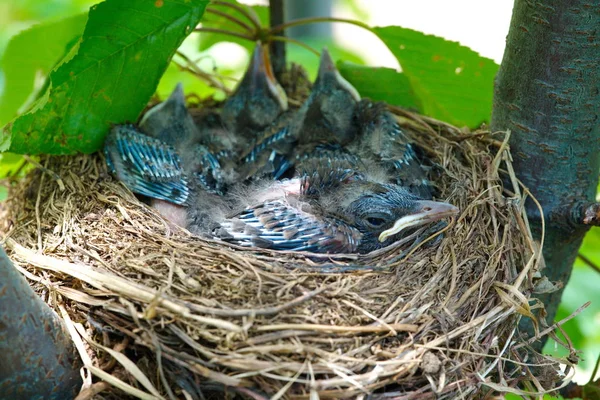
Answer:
top-left (0, 109), bottom-right (569, 399)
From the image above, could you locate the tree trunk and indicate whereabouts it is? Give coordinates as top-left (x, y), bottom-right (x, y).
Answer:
top-left (491, 0), bottom-right (600, 344)
top-left (284, 0), bottom-right (333, 39)
top-left (269, 0), bottom-right (286, 80)
top-left (0, 246), bottom-right (82, 399)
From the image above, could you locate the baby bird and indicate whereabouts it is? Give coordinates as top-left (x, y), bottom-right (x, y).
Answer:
top-left (240, 48), bottom-right (434, 197)
top-left (142, 84), bottom-right (223, 193)
top-left (237, 48), bottom-right (361, 180)
top-left (105, 84), bottom-right (223, 203)
top-left (220, 42), bottom-right (289, 149)
top-left (349, 99), bottom-right (434, 198)
top-left (194, 43), bottom-right (290, 182)
top-left (214, 162), bottom-right (458, 254)
top-left (292, 48), bottom-right (361, 147)
top-left (104, 124), bottom-right (192, 205)
top-left (139, 83), bottom-right (198, 146)
top-left (105, 43), bottom-right (289, 227)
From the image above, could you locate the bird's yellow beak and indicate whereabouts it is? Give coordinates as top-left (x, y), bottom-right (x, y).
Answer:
top-left (378, 200), bottom-right (459, 243)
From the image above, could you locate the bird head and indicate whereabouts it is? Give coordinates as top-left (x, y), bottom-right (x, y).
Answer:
top-left (298, 48), bottom-right (361, 146)
top-left (139, 83), bottom-right (199, 146)
top-left (317, 181), bottom-right (459, 253)
top-left (222, 43), bottom-right (288, 138)
top-left (313, 48), bottom-right (360, 101)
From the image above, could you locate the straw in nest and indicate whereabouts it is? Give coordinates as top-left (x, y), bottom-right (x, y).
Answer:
top-left (0, 108), bottom-right (574, 399)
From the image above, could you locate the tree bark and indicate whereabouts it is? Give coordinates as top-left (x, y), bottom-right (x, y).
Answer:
top-left (491, 0), bottom-right (600, 344)
top-left (284, 0), bottom-right (333, 39)
top-left (0, 246), bottom-right (82, 399)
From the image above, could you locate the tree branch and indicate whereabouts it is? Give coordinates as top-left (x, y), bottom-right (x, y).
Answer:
top-left (0, 245), bottom-right (82, 398)
top-left (269, 0), bottom-right (286, 80)
top-left (491, 0), bottom-right (600, 347)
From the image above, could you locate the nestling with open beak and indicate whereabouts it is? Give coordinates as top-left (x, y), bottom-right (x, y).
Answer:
top-left (220, 43), bottom-right (289, 148)
top-left (292, 48), bottom-right (361, 147)
top-left (105, 44), bottom-right (458, 254)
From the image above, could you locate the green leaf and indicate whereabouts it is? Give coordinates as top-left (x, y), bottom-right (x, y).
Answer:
top-left (373, 26), bottom-right (499, 128)
top-left (0, 13), bottom-right (88, 127)
top-left (198, 1), bottom-right (267, 53)
top-left (547, 253), bottom-right (600, 375)
top-left (2, 0), bottom-right (209, 155)
top-left (337, 61), bottom-right (422, 110)
top-left (0, 153), bottom-right (25, 178)
top-left (579, 226), bottom-right (600, 267)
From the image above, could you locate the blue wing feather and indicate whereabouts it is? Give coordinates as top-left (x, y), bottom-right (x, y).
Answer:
top-left (354, 100), bottom-right (433, 198)
top-left (192, 146), bottom-right (224, 194)
top-left (217, 200), bottom-right (361, 253)
top-left (240, 127), bottom-right (296, 179)
top-left (104, 125), bottom-right (190, 205)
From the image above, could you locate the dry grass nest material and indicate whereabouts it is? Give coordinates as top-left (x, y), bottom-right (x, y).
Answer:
top-left (0, 107), bottom-right (573, 399)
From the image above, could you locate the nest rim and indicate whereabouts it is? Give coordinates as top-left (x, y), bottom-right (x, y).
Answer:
top-left (0, 105), bottom-right (574, 399)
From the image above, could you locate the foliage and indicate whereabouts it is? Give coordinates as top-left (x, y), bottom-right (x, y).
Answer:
top-left (0, 13), bottom-right (87, 128)
top-left (338, 61), bottom-right (422, 110)
top-left (373, 26), bottom-right (498, 128)
top-left (196, 13), bottom-right (500, 127)
top-left (0, 1), bottom-right (498, 155)
top-left (1, 0), bottom-right (209, 155)
top-left (0, 153), bottom-right (25, 201)
top-left (544, 227), bottom-right (600, 379)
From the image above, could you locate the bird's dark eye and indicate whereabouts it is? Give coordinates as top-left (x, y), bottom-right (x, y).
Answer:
top-left (365, 216), bottom-right (387, 229)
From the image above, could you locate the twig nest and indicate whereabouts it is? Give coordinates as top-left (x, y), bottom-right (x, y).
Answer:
top-left (0, 109), bottom-right (568, 399)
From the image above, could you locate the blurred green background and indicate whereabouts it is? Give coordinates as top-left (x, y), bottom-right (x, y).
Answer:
top-left (0, 0), bottom-right (597, 392)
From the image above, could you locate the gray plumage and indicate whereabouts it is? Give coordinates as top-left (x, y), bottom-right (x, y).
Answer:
top-left (220, 43), bottom-right (288, 151)
top-left (236, 48), bottom-right (362, 181)
top-left (349, 99), bottom-right (434, 198)
top-left (290, 48), bottom-right (361, 149)
top-left (209, 163), bottom-right (458, 254)
top-left (195, 43), bottom-right (290, 183)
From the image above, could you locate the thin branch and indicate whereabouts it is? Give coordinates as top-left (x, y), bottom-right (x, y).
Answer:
top-left (270, 35), bottom-right (320, 56)
top-left (194, 27), bottom-right (255, 42)
top-left (3, 156), bottom-right (29, 179)
top-left (210, 0), bottom-right (262, 31)
top-left (589, 354), bottom-right (600, 384)
top-left (559, 355), bottom-right (600, 399)
top-left (204, 8), bottom-right (254, 33)
top-left (22, 155), bottom-right (64, 189)
top-left (243, 4), bottom-right (264, 31)
top-left (173, 51), bottom-right (232, 94)
top-left (269, 0), bottom-right (286, 79)
top-left (512, 301), bottom-right (591, 350)
top-left (577, 252), bottom-right (600, 276)
top-left (269, 17), bottom-right (372, 35)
